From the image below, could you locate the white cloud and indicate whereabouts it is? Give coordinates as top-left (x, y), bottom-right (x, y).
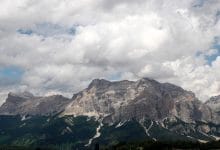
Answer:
top-left (0, 0), bottom-right (220, 103)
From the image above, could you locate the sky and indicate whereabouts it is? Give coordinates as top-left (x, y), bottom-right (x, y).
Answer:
top-left (0, 0), bottom-right (220, 104)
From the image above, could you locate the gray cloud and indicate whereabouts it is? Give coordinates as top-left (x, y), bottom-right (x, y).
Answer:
top-left (0, 0), bottom-right (220, 103)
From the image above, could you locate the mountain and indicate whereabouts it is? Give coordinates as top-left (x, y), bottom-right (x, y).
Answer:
top-left (0, 115), bottom-right (99, 149)
top-left (63, 78), bottom-right (213, 124)
top-left (0, 78), bottom-right (220, 149)
top-left (206, 95), bottom-right (220, 113)
top-left (0, 92), bottom-right (71, 116)
top-left (205, 95), bottom-right (220, 124)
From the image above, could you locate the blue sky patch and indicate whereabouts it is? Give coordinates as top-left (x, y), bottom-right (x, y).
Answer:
top-left (196, 37), bottom-right (220, 66)
top-left (193, 0), bottom-right (206, 7)
top-left (17, 22), bottom-right (76, 37)
top-left (205, 51), bottom-right (220, 66)
top-left (0, 66), bottom-right (24, 85)
top-left (109, 72), bottom-right (122, 81)
top-left (205, 37), bottom-right (220, 66)
top-left (17, 29), bottom-right (33, 35)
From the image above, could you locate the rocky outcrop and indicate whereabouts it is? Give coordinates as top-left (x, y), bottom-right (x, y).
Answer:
top-left (0, 92), bottom-right (71, 116)
top-left (0, 78), bottom-right (216, 124)
top-left (206, 95), bottom-right (220, 113)
top-left (205, 95), bottom-right (220, 124)
top-left (0, 77), bottom-right (220, 143)
top-left (63, 78), bottom-right (213, 124)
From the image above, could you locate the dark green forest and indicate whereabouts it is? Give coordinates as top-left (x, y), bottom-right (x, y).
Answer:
top-left (1, 140), bottom-right (220, 150)
top-left (1, 115), bottom-right (220, 150)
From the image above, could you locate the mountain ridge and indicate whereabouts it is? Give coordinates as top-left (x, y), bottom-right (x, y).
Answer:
top-left (0, 77), bottom-right (218, 123)
top-left (63, 78), bottom-right (215, 124)
top-left (1, 77), bottom-right (220, 147)
top-left (0, 91), bottom-right (71, 116)
top-left (206, 95), bottom-right (220, 112)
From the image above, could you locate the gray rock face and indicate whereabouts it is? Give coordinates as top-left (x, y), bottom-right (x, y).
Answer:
top-left (205, 95), bottom-right (220, 124)
top-left (0, 78), bottom-right (216, 124)
top-left (206, 95), bottom-right (220, 113)
top-left (0, 92), bottom-right (71, 116)
top-left (63, 78), bottom-right (213, 124)
top-left (0, 78), bottom-right (220, 143)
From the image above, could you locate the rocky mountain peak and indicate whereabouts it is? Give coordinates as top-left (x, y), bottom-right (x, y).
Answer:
top-left (135, 78), bottom-right (159, 88)
top-left (138, 77), bottom-right (160, 84)
top-left (0, 78), bottom-right (217, 124)
top-left (205, 95), bottom-right (220, 113)
top-left (162, 83), bottom-right (184, 92)
top-left (5, 91), bottom-right (35, 105)
top-left (8, 91), bottom-right (34, 99)
top-left (206, 95), bottom-right (220, 104)
top-left (0, 92), bottom-right (70, 116)
top-left (88, 79), bottom-right (112, 89)
top-left (63, 78), bottom-right (213, 124)
top-left (0, 78), bottom-right (220, 146)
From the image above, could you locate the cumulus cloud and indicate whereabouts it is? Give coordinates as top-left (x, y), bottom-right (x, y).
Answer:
top-left (0, 0), bottom-right (220, 103)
